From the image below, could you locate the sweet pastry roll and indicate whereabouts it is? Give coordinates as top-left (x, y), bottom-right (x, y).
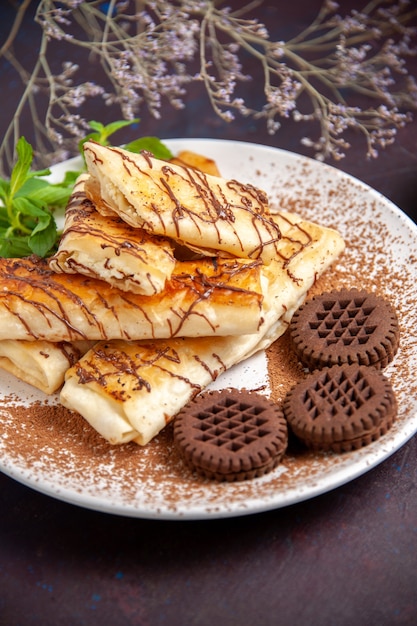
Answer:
top-left (0, 339), bottom-right (93, 394)
top-left (169, 150), bottom-right (221, 177)
top-left (0, 255), bottom-right (264, 342)
top-left (49, 174), bottom-right (176, 296)
top-left (83, 141), bottom-right (282, 264)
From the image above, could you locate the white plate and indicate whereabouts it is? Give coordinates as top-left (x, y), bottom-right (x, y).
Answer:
top-left (1, 139), bottom-right (416, 520)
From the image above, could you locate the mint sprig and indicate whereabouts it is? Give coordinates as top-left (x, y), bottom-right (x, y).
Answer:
top-left (79, 119), bottom-right (174, 160)
top-left (0, 137), bottom-right (73, 258)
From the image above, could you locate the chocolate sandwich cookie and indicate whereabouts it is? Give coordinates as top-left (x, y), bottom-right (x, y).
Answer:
top-left (283, 363), bottom-right (397, 453)
top-left (289, 288), bottom-right (399, 370)
top-left (173, 389), bottom-right (288, 482)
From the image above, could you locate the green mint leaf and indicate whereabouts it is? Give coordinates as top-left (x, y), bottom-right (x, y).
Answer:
top-left (13, 196), bottom-right (48, 219)
top-left (0, 177), bottom-right (10, 196)
top-left (0, 211), bottom-right (9, 227)
top-left (30, 211), bottom-right (52, 236)
top-left (61, 170), bottom-right (83, 186)
top-left (124, 136), bottom-right (173, 160)
top-left (29, 213), bottom-right (58, 257)
top-left (101, 118), bottom-right (140, 139)
top-left (87, 121), bottom-right (105, 133)
top-left (78, 132), bottom-right (100, 154)
top-left (12, 197), bottom-right (57, 247)
top-left (18, 178), bottom-right (72, 208)
top-left (9, 137), bottom-right (33, 197)
top-left (0, 180), bottom-right (10, 205)
top-left (0, 231), bottom-right (32, 258)
top-left (79, 118), bottom-right (141, 155)
top-left (25, 167), bottom-right (52, 181)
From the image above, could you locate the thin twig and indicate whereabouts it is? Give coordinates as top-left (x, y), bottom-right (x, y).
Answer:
top-left (0, 0), bottom-right (33, 59)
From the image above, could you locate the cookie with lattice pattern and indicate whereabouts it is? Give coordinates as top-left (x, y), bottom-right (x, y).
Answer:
top-left (283, 363), bottom-right (397, 453)
top-left (173, 389), bottom-right (288, 481)
top-left (289, 288), bottom-right (399, 370)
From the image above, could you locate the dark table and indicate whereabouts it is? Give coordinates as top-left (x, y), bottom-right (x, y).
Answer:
top-left (1, 3), bottom-right (417, 625)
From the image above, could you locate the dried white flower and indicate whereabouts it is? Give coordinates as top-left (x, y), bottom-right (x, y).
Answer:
top-left (0, 0), bottom-right (416, 173)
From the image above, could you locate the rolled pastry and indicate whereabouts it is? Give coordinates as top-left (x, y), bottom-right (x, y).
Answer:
top-left (83, 141), bottom-right (282, 263)
top-left (49, 174), bottom-right (176, 296)
top-left (0, 339), bottom-right (94, 394)
top-left (0, 256), bottom-right (264, 341)
top-left (60, 212), bottom-right (345, 444)
top-left (170, 150), bottom-right (221, 176)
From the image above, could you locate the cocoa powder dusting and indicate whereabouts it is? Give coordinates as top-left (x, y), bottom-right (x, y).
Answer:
top-left (0, 152), bottom-right (416, 518)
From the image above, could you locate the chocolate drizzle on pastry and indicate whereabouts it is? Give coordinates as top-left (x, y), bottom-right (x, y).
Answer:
top-left (0, 255), bottom-right (264, 341)
top-left (83, 142), bottom-right (282, 263)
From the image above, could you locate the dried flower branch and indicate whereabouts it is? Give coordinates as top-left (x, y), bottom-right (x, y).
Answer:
top-left (0, 0), bottom-right (416, 173)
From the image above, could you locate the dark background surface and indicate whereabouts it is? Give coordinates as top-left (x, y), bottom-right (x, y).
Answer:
top-left (1, 2), bottom-right (417, 625)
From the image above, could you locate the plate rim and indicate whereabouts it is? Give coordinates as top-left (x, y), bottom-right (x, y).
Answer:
top-left (1, 137), bottom-right (417, 520)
